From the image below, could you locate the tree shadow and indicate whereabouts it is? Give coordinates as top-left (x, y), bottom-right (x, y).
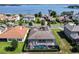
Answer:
top-left (57, 31), bottom-right (75, 45)
top-left (57, 31), bottom-right (77, 53)
top-left (5, 46), bottom-right (16, 51)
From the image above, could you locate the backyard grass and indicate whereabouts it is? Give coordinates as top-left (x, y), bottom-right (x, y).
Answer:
top-left (0, 42), bottom-right (24, 54)
top-left (52, 29), bottom-right (72, 54)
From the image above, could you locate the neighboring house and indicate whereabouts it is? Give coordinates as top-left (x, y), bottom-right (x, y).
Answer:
top-left (0, 14), bottom-right (20, 21)
top-left (72, 13), bottom-right (79, 21)
top-left (7, 14), bottom-right (20, 21)
top-left (6, 22), bottom-right (17, 27)
top-left (0, 14), bottom-right (7, 21)
top-left (40, 17), bottom-right (45, 21)
top-left (0, 26), bottom-right (29, 42)
top-left (49, 17), bottom-right (56, 22)
top-left (58, 15), bottom-right (72, 22)
top-left (41, 15), bottom-right (56, 22)
top-left (15, 14), bottom-right (20, 21)
top-left (64, 23), bottom-right (79, 44)
top-left (23, 14), bottom-right (35, 21)
top-left (28, 26), bottom-right (58, 49)
top-left (41, 15), bottom-right (50, 21)
top-left (0, 24), bottom-right (7, 34)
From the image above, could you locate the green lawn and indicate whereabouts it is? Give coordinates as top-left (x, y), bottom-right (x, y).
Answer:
top-left (52, 29), bottom-right (72, 54)
top-left (0, 42), bottom-right (24, 54)
top-left (51, 22), bottom-right (64, 26)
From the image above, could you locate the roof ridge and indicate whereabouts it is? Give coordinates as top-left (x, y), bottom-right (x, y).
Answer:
top-left (28, 31), bottom-right (54, 39)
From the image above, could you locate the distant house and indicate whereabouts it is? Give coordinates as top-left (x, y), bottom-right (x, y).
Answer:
top-left (0, 26), bottom-right (29, 42)
top-left (7, 14), bottom-right (20, 21)
top-left (0, 14), bottom-right (20, 21)
top-left (58, 15), bottom-right (72, 22)
top-left (72, 13), bottom-right (79, 21)
top-left (0, 14), bottom-right (7, 21)
top-left (0, 24), bottom-right (7, 34)
top-left (23, 14), bottom-right (35, 21)
top-left (28, 26), bottom-right (58, 49)
top-left (48, 16), bottom-right (56, 22)
top-left (64, 23), bottom-right (79, 44)
top-left (41, 15), bottom-right (56, 22)
top-left (15, 14), bottom-right (21, 21)
top-left (40, 17), bottom-right (45, 21)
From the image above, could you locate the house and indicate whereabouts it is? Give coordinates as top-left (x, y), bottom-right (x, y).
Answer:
top-left (0, 14), bottom-right (7, 21)
top-left (6, 22), bottom-right (17, 27)
top-left (72, 13), bottom-right (79, 21)
top-left (23, 14), bottom-right (35, 21)
top-left (7, 14), bottom-right (20, 21)
top-left (0, 24), bottom-right (7, 34)
top-left (0, 14), bottom-right (20, 21)
top-left (58, 15), bottom-right (72, 22)
top-left (0, 26), bottom-right (29, 42)
top-left (40, 17), bottom-right (45, 21)
top-left (64, 23), bottom-right (79, 44)
top-left (28, 26), bottom-right (58, 49)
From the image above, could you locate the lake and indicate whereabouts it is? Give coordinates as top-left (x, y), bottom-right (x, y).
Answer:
top-left (0, 4), bottom-right (79, 14)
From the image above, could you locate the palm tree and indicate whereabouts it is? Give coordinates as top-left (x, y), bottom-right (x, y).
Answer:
top-left (48, 9), bottom-right (52, 15)
top-left (38, 12), bottom-right (42, 17)
top-left (48, 10), bottom-right (57, 17)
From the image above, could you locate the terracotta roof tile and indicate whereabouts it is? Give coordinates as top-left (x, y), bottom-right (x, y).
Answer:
top-left (0, 26), bottom-right (29, 39)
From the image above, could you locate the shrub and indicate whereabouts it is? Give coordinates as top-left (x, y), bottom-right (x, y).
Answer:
top-left (11, 39), bottom-right (18, 49)
top-left (29, 22), bottom-right (33, 26)
top-left (5, 46), bottom-right (15, 51)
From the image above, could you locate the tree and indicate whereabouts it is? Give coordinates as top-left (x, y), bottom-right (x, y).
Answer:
top-left (38, 12), bottom-right (42, 17)
top-left (36, 18), bottom-right (41, 23)
top-left (47, 22), bottom-right (51, 27)
top-left (18, 18), bottom-right (24, 26)
top-left (61, 11), bottom-right (74, 16)
top-left (48, 9), bottom-right (52, 15)
top-left (73, 20), bottom-right (79, 25)
top-left (49, 11), bottom-right (57, 17)
top-left (48, 10), bottom-right (57, 17)
top-left (34, 14), bottom-right (38, 17)
top-left (41, 20), bottom-right (45, 25)
top-left (19, 14), bottom-right (23, 17)
top-left (76, 45), bottom-right (79, 52)
top-left (11, 39), bottom-right (18, 49)
top-left (6, 14), bottom-right (11, 16)
top-left (29, 21), bottom-right (33, 26)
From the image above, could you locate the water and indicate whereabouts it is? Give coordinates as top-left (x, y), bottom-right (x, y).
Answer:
top-left (0, 4), bottom-right (79, 14)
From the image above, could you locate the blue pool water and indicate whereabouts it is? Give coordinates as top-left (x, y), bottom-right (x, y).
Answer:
top-left (34, 45), bottom-right (47, 49)
top-left (0, 4), bottom-right (79, 14)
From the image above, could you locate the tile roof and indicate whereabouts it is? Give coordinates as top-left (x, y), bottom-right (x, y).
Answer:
top-left (65, 23), bottom-right (79, 32)
top-left (23, 14), bottom-right (35, 17)
top-left (0, 26), bottom-right (29, 39)
top-left (28, 27), bottom-right (55, 40)
top-left (28, 31), bottom-right (55, 40)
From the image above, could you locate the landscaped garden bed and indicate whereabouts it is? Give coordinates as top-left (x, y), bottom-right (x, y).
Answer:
top-left (0, 42), bottom-right (24, 54)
